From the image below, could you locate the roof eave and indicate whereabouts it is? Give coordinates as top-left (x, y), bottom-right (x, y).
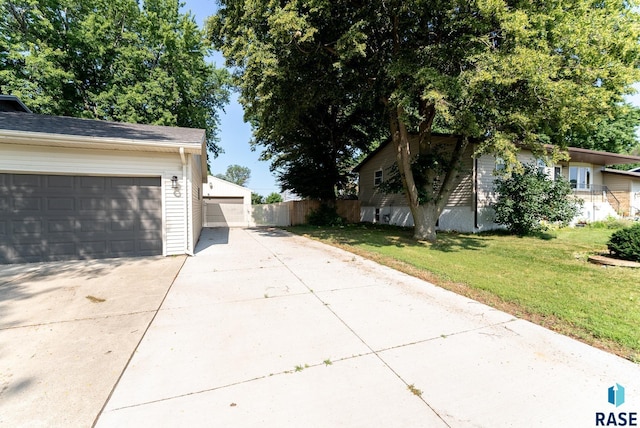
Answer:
top-left (0, 129), bottom-right (203, 153)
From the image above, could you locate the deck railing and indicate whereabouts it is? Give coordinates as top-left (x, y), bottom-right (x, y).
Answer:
top-left (572, 184), bottom-right (620, 213)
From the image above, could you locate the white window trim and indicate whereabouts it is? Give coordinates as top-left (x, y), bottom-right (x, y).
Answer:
top-left (569, 166), bottom-right (592, 190)
top-left (374, 169), bottom-right (383, 186)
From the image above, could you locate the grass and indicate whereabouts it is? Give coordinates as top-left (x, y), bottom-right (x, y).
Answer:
top-left (287, 223), bottom-right (640, 363)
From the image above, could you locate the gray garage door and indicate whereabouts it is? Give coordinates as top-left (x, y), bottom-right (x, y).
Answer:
top-left (0, 174), bottom-right (162, 264)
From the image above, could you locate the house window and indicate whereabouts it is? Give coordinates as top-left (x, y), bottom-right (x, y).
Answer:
top-left (554, 166), bottom-right (562, 181)
top-left (536, 159), bottom-right (547, 175)
top-left (374, 170), bottom-right (383, 186)
top-left (495, 157), bottom-right (506, 172)
top-left (569, 166), bottom-right (591, 190)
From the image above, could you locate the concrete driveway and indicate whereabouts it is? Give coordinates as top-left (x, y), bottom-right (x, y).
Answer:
top-left (95, 228), bottom-right (640, 427)
top-left (0, 255), bottom-right (185, 427)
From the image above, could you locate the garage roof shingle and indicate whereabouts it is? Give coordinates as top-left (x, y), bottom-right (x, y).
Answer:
top-left (0, 111), bottom-right (205, 146)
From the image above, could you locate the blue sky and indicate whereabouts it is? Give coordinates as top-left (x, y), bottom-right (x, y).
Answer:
top-left (185, 1), bottom-right (640, 196)
top-left (182, 0), bottom-right (280, 196)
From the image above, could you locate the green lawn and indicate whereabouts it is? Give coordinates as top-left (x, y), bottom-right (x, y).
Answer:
top-left (287, 223), bottom-right (640, 363)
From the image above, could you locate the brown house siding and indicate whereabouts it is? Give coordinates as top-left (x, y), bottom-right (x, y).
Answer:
top-left (358, 135), bottom-right (475, 208)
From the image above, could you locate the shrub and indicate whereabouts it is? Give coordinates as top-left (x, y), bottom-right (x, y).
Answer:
top-left (588, 217), bottom-right (633, 230)
top-left (493, 163), bottom-right (582, 236)
top-left (607, 223), bottom-right (640, 261)
top-left (307, 204), bottom-right (345, 226)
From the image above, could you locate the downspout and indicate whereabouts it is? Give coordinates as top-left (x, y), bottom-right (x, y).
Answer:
top-left (179, 147), bottom-right (193, 256)
top-left (474, 158), bottom-right (479, 229)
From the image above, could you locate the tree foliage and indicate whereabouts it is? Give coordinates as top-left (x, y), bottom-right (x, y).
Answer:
top-left (264, 192), bottom-right (283, 204)
top-left (209, 0), bottom-right (640, 240)
top-left (493, 163), bottom-right (582, 236)
top-left (215, 164), bottom-right (251, 186)
top-left (208, 0), bottom-right (387, 202)
top-left (0, 0), bottom-right (230, 155)
top-left (566, 102), bottom-right (640, 155)
top-left (251, 192), bottom-right (264, 205)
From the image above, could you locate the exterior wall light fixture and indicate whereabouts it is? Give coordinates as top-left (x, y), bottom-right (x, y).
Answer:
top-left (171, 175), bottom-right (178, 189)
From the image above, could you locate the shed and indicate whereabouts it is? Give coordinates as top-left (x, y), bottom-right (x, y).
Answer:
top-left (0, 107), bottom-right (206, 264)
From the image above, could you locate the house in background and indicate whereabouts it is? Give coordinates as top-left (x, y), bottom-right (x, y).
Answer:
top-left (202, 176), bottom-right (252, 227)
top-left (0, 96), bottom-right (206, 264)
top-left (354, 134), bottom-right (640, 232)
top-left (600, 168), bottom-right (640, 217)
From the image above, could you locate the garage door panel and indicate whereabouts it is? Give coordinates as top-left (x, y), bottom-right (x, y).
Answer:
top-left (138, 177), bottom-right (160, 187)
top-left (47, 197), bottom-right (75, 212)
top-left (138, 239), bottom-right (162, 252)
top-left (138, 217), bottom-right (161, 231)
top-left (110, 240), bottom-right (135, 254)
top-left (47, 219), bottom-right (76, 233)
top-left (12, 174), bottom-right (42, 188)
top-left (47, 175), bottom-right (74, 189)
top-left (110, 198), bottom-right (135, 210)
top-left (0, 173), bottom-right (162, 263)
top-left (110, 177), bottom-right (135, 187)
top-left (11, 243), bottom-right (42, 260)
top-left (140, 198), bottom-right (161, 210)
top-left (12, 220), bottom-right (42, 236)
top-left (13, 196), bottom-right (42, 211)
top-left (79, 241), bottom-right (107, 255)
top-left (79, 219), bottom-right (106, 232)
top-left (80, 176), bottom-right (106, 190)
top-left (110, 219), bottom-right (134, 232)
top-left (79, 197), bottom-right (106, 211)
top-left (48, 242), bottom-right (76, 256)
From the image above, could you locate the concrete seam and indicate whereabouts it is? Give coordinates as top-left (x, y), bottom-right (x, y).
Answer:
top-left (91, 255), bottom-right (189, 427)
top-left (0, 310), bottom-right (159, 331)
top-left (247, 228), bottom-right (453, 428)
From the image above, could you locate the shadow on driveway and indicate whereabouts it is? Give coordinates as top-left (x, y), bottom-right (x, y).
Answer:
top-left (0, 255), bottom-right (185, 427)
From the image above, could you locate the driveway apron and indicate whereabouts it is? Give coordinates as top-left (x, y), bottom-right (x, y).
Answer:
top-left (96, 227), bottom-right (640, 427)
top-left (0, 256), bottom-right (185, 428)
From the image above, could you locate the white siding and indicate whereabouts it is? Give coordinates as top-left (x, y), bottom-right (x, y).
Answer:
top-left (163, 174), bottom-right (187, 256)
top-left (0, 142), bottom-right (193, 256)
top-left (0, 143), bottom-right (179, 176)
top-left (191, 155), bottom-right (203, 250)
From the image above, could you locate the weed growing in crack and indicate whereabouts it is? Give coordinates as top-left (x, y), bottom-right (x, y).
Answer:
top-left (407, 384), bottom-right (423, 397)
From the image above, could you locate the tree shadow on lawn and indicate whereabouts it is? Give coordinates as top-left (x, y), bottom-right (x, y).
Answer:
top-left (295, 224), bottom-right (492, 253)
top-left (430, 232), bottom-right (490, 252)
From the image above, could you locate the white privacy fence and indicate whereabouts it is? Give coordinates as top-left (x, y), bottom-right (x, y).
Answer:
top-left (202, 200), bottom-right (361, 228)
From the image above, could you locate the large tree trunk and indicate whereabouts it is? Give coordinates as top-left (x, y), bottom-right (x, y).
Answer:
top-left (411, 204), bottom-right (440, 241)
top-left (388, 105), bottom-right (469, 242)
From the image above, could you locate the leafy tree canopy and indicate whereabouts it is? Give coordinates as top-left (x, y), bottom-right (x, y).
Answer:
top-left (251, 192), bottom-right (264, 205)
top-left (0, 0), bottom-right (231, 156)
top-left (209, 0), bottom-right (640, 240)
top-left (264, 192), bottom-right (283, 204)
top-left (566, 102), bottom-right (640, 154)
top-left (215, 164), bottom-right (251, 186)
top-left (208, 0), bottom-right (387, 202)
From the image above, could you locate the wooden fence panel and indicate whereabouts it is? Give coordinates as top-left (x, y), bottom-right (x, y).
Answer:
top-left (251, 199), bottom-right (362, 226)
top-left (336, 200), bottom-right (361, 223)
top-left (289, 200), bottom-right (320, 226)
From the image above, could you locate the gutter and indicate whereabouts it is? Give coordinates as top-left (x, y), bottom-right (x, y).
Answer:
top-left (0, 129), bottom-right (203, 153)
top-left (179, 147), bottom-right (193, 256)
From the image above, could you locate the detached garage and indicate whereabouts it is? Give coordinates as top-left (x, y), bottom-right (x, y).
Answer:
top-left (0, 104), bottom-right (206, 264)
top-left (202, 176), bottom-right (252, 227)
